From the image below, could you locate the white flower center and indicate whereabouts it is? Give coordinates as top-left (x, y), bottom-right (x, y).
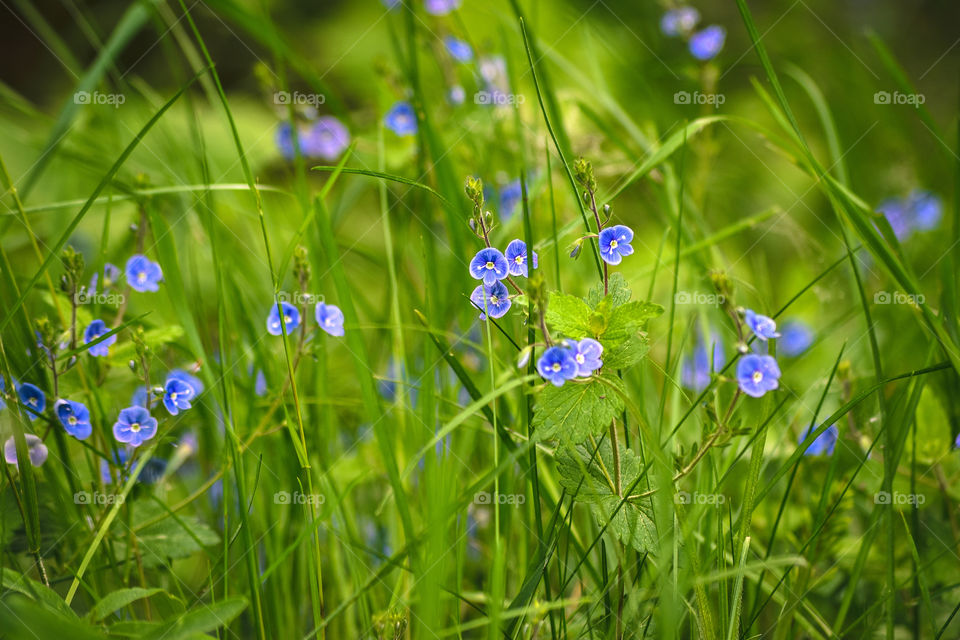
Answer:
top-left (170, 392), bottom-right (178, 401)
top-left (752, 371), bottom-right (763, 384)
top-left (551, 363), bottom-right (561, 372)
top-left (485, 261), bottom-right (495, 269)
top-left (130, 422), bottom-right (141, 432)
top-left (576, 354), bottom-right (585, 364)
top-left (68, 416), bottom-right (77, 425)
top-left (284, 315), bottom-right (292, 324)
top-left (28, 398), bottom-right (37, 406)
top-left (490, 295), bottom-right (499, 304)
top-left (514, 256), bottom-right (524, 264)
top-left (610, 240), bottom-right (618, 249)
top-left (137, 272), bottom-right (147, 283)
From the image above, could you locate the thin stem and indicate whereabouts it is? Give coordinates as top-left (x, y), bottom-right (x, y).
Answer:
top-left (609, 419), bottom-right (622, 497)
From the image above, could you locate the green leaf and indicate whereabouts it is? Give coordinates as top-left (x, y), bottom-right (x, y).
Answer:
top-left (545, 291), bottom-right (592, 338)
top-left (0, 594), bottom-right (104, 640)
top-left (601, 301), bottom-right (663, 348)
top-left (603, 334), bottom-right (651, 370)
top-left (87, 588), bottom-right (180, 623)
top-left (532, 375), bottom-right (625, 443)
top-left (141, 597), bottom-right (248, 640)
top-left (0, 568), bottom-right (77, 620)
top-left (116, 503), bottom-right (219, 568)
top-left (586, 273), bottom-right (631, 308)
top-left (556, 440), bottom-right (657, 553)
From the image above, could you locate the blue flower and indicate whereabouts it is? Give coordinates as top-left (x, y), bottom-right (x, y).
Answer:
top-left (598, 225), bottom-right (634, 265)
top-left (681, 333), bottom-right (725, 391)
top-left (744, 309), bottom-right (780, 341)
top-left (537, 346), bottom-right (578, 387)
top-left (499, 179), bottom-right (523, 221)
top-left (167, 369), bottom-right (204, 396)
top-left (385, 101), bottom-right (418, 136)
top-left (84, 319), bottom-right (117, 357)
top-left (425, 0), bottom-right (459, 15)
top-left (132, 386), bottom-right (148, 408)
top-left (4, 434), bottom-right (47, 468)
top-left (660, 6), bottom-right (700, 36)
top-left (447, 85), bottom-right (466, 105)
top-left (469, 247), bottom-right (509, 286)
top-left (689, 25), bottom-right (725, 60)
top-left (254, 369), bottom-right (267, 397)
top-left (113, 406), bottom-right (158, 448)
top-left (17, 383), bottom-right (45, 420)
top-left (570, 338), bottom-right (603, 377)
top-left (444, 36), bottom-right (473, 62)
top-left (277, 122), bottom-right (297, 160)
top-left (779, 321), bottom-right (813, 357)
top-left (906, 189), bottom-right (942, 231)
top-left (125, 254), bottom-right (163, 292)
top-left (470, 282), bottom-right (511, 320)
top-left (315, 302), bottom-right (345, 337)
top-left (877, 197), bottom-right (911, 239)
top-left (306, 117), bottom-right (350, 160)
top-left (0, 376), bottom-right (5, 410)
top-left (504, 239), bottom-right (537, 277)
top-left (163, 377), bottom-right (194, 416)
top-left (736, 354), bottom-right (781, 398)
top-left (101, 447), bottom-right (130, 483)
top-left (799, 424), bottom-right (838, 456)
top-left (89, 263), bottom-right (120, 295)
top-left (56, 399), bottom-right (92, 440)
top-left (267, 301), bottom-right (301, 336)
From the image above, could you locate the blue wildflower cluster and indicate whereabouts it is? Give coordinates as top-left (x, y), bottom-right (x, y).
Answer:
top-left (536, 339), bottom-right (604, 387)
top-left (266, 300), bottom-right (345, 337)
top-left (277, 116), bottom-right (350, 161)
top-left (660, 6), bottom-right (725, 60)
top-left (876, 189), bottom-right (942, 240)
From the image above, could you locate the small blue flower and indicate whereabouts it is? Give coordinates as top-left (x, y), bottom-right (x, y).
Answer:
top-left (254, 369), bottom-right (267, 397)
top-left (277, 122), bottom-right (297, 160)
top-left (736, 354), bottom-right (781, 398)
top-left (4, 434), bottom-right (47, 468)
top-left (163, 377), bottom-right (194, 416)
top-left (689, 25), bottom-right (725, 60)
top-left (56, 399), bottom-right (92, 440)
top-left (89, 263), bottom-right (120, 295)
top-left (877, 197), bottom-right (911, 239)
top-left (132, 386), bottom-right (148, 408)
top-left (444, 36), bottom-right (473, 62)
top-left (779, 321), bottom-right (813, 357)
top-left (267, 301), bottom-right (301, 336)
top-left (113, 406), bottom-right (158, 448)
top-left (799, 424), bottom-right (838, 456)
top-left (907, 189), bottom-right (942, 231)
top-left (570, 338), bottom-right (603, 377)
top-left (499, 179), bottom-right (523, 221)
top-left (0, 376), bottom-right (5, 410)
top-left (84, 319), bottom-right (117, 357)
top-left (469, 247), bottom-right (509, 286)
top-left (424, 0), bottom-right (459, 15)
top-left (385, 101), bottom-right (418, 136)
top-left (303, 117), bottom-right (350, 160)
top-left (315, 302), bottom-right (345, 337)
top-left (167, 369), bottom-right (204, 396)
top-left (537, 346), bottom-right (578, 387)
top-left (504, 239), bottom-right (538, 277)
top-left (744, 309), bottom-right (780, 341)
top-left (681, 333), bottom-right (725, 391)
top-left (125, 254), bottom-right (163, 292)
top-left (660, 6), bottom-right (700, 36)
top-left (17, 383), bottom-right (45, 420)
top-left (470, 282), bottom-right (511, 320)
top-left (598, 225), bottom-right (634, 265)
top-left (447, 85), bottom-right (466, 105)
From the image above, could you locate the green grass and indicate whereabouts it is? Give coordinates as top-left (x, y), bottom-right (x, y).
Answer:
top-left (1, 0), bottom-right (960, 638)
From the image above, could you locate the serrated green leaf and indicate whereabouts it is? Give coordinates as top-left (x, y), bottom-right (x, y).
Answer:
top-left (587, 272), bottom-right (632, 308)
top-left (545, 292), bottom-right (592, 338)
top-left (601, 301), bottom-right (663, 349)
top-left (556, 440), bottom-right (657, 553)
top-left (532, 376), bottom-right (625, 442)
top-left (603, 334), bottom-right (651, 370)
